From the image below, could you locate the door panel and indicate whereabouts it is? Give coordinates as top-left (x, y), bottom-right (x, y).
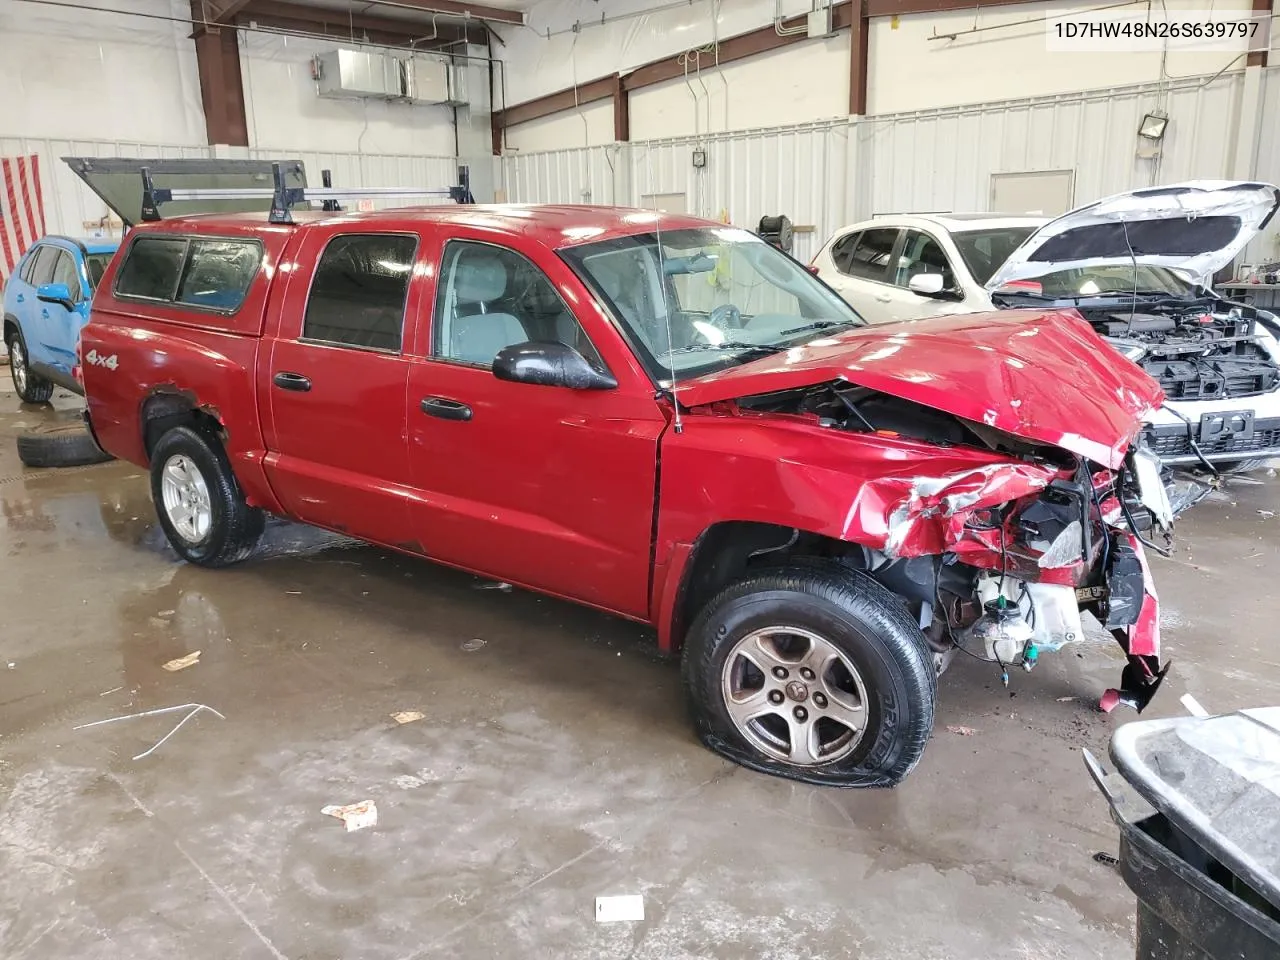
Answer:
top-left (37, 250), bottom-right (85, 371)
top-left (405, 237), bottom-right (664, 617)
top-left (261, 229), bottom-right (421, 546)
top-left (16, 245), bottom-right (57, 350)
top-left (829, 227), bottom-right (900, 323)
top-left (406, 364), bottom-right (663, 617)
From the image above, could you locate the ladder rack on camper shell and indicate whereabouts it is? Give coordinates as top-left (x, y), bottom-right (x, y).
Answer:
top-left (139, 162), bottom-right (475, 225)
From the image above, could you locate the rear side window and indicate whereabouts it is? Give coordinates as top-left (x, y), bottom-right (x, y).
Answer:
top-left (828, 233), bottom-right (860, 273)
top-left (115, 235), bottom-right (261, 312)
top-left (115, 237), bottom-right (187, 301)
top-left (302, 234), bottom-right (417, 352)
top-left (176, 240), bottom-right (261, 312)
top-left (844, 228), bottom-right (898, 282)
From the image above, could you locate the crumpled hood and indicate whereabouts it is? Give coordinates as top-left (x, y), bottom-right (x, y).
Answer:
top-left (986, 180), bottom-right (1280, 290)
top-left (678, 309), bottom-right (1163, 469)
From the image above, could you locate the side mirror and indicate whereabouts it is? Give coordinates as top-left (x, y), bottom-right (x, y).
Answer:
top-left (492, 341), bottom-right (617, 391)
top-left (36, 282), bottom-right (75, 309)
top-left (907, 274), bottom-right (948, 297)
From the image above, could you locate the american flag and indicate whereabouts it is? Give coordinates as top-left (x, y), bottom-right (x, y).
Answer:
top-left (1, 155), bottom-right (47, 284)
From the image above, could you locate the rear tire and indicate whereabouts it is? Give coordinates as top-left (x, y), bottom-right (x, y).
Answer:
top-left (5, 327), bottom-right (54, 404)
top-left (682, 562), bottom-right (937, 787)
top-left (150, 426), bottom-right (264, 567)
top-left (15, 420), bottom-right (114, 467)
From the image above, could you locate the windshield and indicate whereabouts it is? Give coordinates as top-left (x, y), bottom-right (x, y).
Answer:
top-left (1001, 263), bottom-right (1197, 299)
top-left (86, 253), bottom-right (114, 289)
top-left (951, 227), bottom-right (1037, 285)
top-left (561, 226), bottom-right (865, 383)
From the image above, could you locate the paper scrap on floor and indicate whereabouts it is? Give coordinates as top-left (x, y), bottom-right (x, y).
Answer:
top-left (391, 711), bottom-right (424, 724)
top-left (322, 800), bottom-right (378, 831)
top-left (162, 651), bottom-right (201, 672)
top-left (595, 895), bottom-right (644, 923)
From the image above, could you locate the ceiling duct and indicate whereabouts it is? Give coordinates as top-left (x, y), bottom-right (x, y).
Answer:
top-left (313, 49), bottom-right (468, 107)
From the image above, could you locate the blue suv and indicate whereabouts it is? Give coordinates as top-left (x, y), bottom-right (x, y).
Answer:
top-left (4, 236), bottom-right (119, 402)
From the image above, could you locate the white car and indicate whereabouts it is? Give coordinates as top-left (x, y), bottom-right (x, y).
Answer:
top-left (811, 182), bottom-right (1280, 470)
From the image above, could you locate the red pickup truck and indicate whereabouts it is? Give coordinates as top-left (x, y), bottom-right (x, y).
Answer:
top-left (81, 204), bottom-right (1173, 787)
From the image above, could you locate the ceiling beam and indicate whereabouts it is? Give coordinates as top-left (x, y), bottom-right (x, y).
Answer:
top-left (848, 0), bottom-right (868, 116)
top-left (240, 0), bottom-right (468, 39)
top-left (235, 11), bottom-right (472, 47)
top-left (208, 0), bottom-right (254, 22)
top-left (493, 74), bottom-right (617, 129)
top-left (1247, 0), bottom-right (1271, 67)
top-left (358, 0), bottom-right (524, 27)
top-left (191, 0), bottom-right (249, 145)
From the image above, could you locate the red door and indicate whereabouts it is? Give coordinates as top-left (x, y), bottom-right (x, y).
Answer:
top-left (404, 234), bottom-right (665, 618)
top-left (260, 226), bottom-right (423, 547)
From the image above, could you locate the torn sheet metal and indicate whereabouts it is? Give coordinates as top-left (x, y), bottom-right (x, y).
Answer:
top-left (855, 460), bottom-right (1058, 559)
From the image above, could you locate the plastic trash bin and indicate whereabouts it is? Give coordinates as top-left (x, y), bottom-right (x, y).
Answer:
top-left (1085, 707), bottom-right (1280, 960)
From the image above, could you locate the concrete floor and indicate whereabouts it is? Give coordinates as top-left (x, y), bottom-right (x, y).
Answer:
top-left (1, 380), bottom-right (1277, 960)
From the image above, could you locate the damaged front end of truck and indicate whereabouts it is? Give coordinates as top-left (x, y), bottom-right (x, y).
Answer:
top-left (677, 308), bottom-right (1175, 711)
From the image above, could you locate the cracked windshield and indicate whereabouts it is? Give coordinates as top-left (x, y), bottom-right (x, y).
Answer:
top-left (563, 226), bottom-right (865, 382)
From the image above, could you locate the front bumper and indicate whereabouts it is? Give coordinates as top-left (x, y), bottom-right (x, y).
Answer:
top-left (1144, 389), bottom-right (1280, 464)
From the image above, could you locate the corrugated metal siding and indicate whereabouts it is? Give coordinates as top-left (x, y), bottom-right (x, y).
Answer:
top-left (1257, 67), bottom-right (1280, 191)
top-left (0, 137), bottom-right (460, 239)
top-left (0, 137), bottom-right (209, 238)
top-left (501, 72), bottom-right (1249, 260)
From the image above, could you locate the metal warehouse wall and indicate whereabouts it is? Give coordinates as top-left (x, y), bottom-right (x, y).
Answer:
top-left (502, 70), bottom-right (1275, 264)
top-left (0, 137), bottom-right (459, 238)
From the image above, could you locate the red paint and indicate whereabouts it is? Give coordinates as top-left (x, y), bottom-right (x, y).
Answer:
top-left (81, 205), bottom-right (1165, 675)
top-left (677, 309), bottom-right (1163, 469)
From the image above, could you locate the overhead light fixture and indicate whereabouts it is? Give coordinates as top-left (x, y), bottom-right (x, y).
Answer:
top-left (1138, 113), bottom-right (1169, 142)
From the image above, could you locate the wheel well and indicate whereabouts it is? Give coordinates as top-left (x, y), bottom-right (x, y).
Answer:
top-left (3, 316), bottom-right (18, 344)
top-left (673, 522), bottom-right (844, 651)
top-left (672, 521), bottom-right (942, 653)
top-left (141, 392), bottom-right (223, 461)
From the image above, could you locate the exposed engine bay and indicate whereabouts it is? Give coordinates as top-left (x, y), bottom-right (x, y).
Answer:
top-left (735, 381), bottom-right (1172, 711)
top-left (1083, 301), bottom-right (1280, 402)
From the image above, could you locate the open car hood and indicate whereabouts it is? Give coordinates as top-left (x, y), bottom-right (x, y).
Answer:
top-left (62, 157), bottom-right (308, 227)
top-left (677, 310), bottom-right (1163, 469)
top-left (986, 180), bottom-right (1280, 290)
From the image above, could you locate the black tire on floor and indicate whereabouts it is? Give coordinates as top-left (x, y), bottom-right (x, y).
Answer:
top-left (5, 327), bottom-right (54, 404)
top-left (15, 420), bottom-right (114, 467)
top-left (682, 562), bottom-right (937, 788)
top-left (149, 425), bottom-right (264, 567)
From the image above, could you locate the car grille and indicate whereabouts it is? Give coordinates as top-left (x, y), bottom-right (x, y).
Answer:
top-left (1144, 357), bottom-right (1280, 401)
top-left (1145, 417), bottom-right (1280, 458)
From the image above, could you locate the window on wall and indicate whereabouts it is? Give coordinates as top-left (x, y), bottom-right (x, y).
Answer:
top-left (302, 234), bottom-right (417, 352)
top-left (433, 241), bottom-right (602, 368)
top-left (843, 228), bottom-right (898, 282)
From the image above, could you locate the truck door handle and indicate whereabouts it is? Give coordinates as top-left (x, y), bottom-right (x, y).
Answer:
top-left (875, 293), bottom-right (893, 303)
top-left (420, 397), bottom-right (472, 421)
top-left (41, 309), bottom-right (50, 318)
top-left (273, 371), bottom-right (312, 392)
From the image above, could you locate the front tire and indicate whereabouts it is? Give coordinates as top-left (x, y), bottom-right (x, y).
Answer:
top-left (5, 327), bottom-right (54, 404)
top-left (682, 563), bottom-right (937, 787)
top-left (150, 426), bottom-right (264, 567)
